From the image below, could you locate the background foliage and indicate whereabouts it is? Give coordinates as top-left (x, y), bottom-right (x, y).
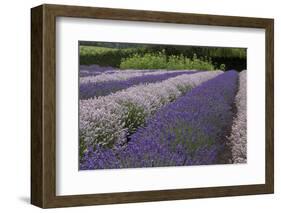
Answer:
top-left (79, 41), bottom-right (246, 71)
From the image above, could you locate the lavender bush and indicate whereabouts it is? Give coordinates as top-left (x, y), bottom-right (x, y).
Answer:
top-left (80, 70), bottom-right (143, 84)
top-left (80, 71), bottom-right (222, 149)
top-left (80, 70), bottom-right (204, 99)
top-left (80, 71), bottom-right (238, 169)
top-left (228, 70), bottom-right (247, 163)
top-left (80, 140), bottom-right (187, 169)
top-left (79, 64), bottom-right (116, 77)
top-left (123, 70), bottom-right (238, 166)
top-left (80, 69), bottom-right (198, 84)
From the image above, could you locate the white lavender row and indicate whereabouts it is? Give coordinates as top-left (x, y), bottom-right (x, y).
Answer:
top-left (228, 70), bottom-right (247, 163)
top-left (80, 69), bottom-right (198, 84)
top-left (79, 71), bottom-right (223, 149)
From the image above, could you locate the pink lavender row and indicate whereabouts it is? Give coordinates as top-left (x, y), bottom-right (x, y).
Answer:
top-left (80, 71), bottom-right (238, 169)
top-left (80, 70), bottom-right (203, 99)
top-left (228, 70), bottom-right (247, 163)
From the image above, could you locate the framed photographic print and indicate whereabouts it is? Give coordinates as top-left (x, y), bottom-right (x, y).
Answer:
top-left (31, 4), bottom-right (274, 208)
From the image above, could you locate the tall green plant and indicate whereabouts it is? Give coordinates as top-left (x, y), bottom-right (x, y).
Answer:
top-left (120, 52), bottom-right (216, 70)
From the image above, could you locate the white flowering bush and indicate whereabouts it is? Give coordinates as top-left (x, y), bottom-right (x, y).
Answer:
top-left (228, 70), bottom-right (247, 163)
top-left (80, 71), bottom-right (223, 149)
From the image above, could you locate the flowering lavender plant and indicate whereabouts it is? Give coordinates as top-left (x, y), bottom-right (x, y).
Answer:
top-left (80, 70), bottom-right (204, 99)
top-left (80, 71), bottom-right (238, 169)
top-left (79, 71), bottom-right (222, 150)
top-left (80, 69), bottom-right (198, 84)
top-left (79, 64), bottom-right (116, 77)
top-left (124, 70), bottom-right (238, 166)
top-left (228, 70), bottom-right (247, 163)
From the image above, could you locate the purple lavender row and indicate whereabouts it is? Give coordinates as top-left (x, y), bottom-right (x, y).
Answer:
top-left (80, 70), bottom-right (202, 99)
top-left (80, 70), bottom-right (197, 84)
top-left (80, 71), bottom-right (238, 170)
top-left (79, 64), bottom-right (116, 77)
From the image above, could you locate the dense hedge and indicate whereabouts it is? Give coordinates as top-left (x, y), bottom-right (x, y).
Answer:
top-left (212, 57), bottom-right (246, 72)
top-left (147, 46), bottom-right (246, 71)
top-left (151, 46), bottom-right (246, 59)
top-left (79, 46), bottom-right (147, 67)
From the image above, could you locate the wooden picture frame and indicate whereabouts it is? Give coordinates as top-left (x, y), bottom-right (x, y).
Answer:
top-left (31, 4), bottom-right (274, 208)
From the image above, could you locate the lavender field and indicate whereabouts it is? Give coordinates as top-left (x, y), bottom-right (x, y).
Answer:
top-left (79, 65), bottom-right (247, 170)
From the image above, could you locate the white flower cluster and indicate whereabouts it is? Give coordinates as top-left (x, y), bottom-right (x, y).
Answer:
top-left (80, 69), bottom-right (197, 84)
top-left (228, 70), bottom-right (247, 163)
top-left (80, 71), bottom-right (223, 148)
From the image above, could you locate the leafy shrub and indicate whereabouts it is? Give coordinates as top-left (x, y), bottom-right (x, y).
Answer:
top-left (220, 64), bottom-right (226, 71)
top-left (122, 102), bottom-right (146, 133)
top-left (119, 52), bottom-right (167, 69)
top-left (120, 52), bottom-right (216, 70)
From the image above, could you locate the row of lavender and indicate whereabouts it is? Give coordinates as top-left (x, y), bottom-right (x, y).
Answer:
top-left (80, 69), bottom-right (197, 84)
top-left (79, 64), bottom-right (192, 78)
top-left (80, 70), bottom-right (247, 169)
top-left (228, 70), bottom-right (247, 163)
top-left (79, 64), bottom-right (116, 77)
top-left (80, 71), bottom-right (222, 149)
top-left (80, 70), bottom-right (203, 99)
